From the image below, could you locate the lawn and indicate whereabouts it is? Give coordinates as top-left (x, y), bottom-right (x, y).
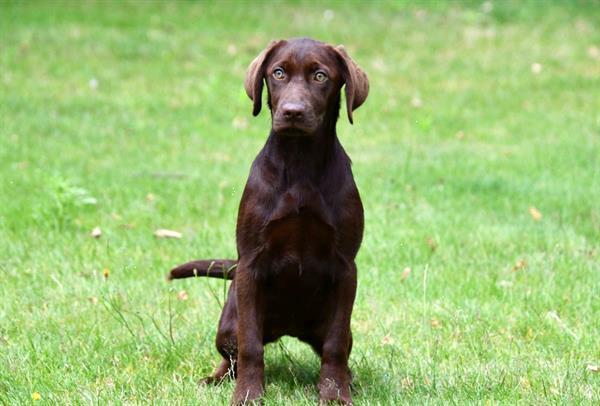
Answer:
top-left (1, 0), bottom-right (599, 404)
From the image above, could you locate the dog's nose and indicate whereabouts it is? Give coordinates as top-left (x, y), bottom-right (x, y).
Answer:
top-left (281, 102), bottom-right (306, 120)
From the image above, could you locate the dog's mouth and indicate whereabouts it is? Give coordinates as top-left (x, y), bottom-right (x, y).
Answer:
top-left (272, 112), bottom-right (322, 136)
top-left (272, 120), bottom-right (317, 135)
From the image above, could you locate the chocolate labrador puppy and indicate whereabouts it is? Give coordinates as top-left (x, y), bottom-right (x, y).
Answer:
top-left (169, 38), bottom-right (368, 405)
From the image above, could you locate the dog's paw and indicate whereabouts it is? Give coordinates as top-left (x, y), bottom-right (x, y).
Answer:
top-left (232, 384), bottom-right (263, 405)
top-left (198, 375), bottom-right (218, 386)
top-left (318, 378), bottom-right (352, 405)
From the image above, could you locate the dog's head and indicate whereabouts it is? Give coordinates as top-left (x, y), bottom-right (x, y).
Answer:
top-left (244, 38), bottom-right (369, 136)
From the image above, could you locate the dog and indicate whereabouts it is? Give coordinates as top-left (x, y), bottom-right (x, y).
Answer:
top-left (169, 37), bottom-right (368, 405)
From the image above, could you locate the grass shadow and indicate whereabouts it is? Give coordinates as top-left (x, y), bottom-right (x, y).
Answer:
top-left (264, 347), bottom-right (320, 389)
top-left (263, 342), bottom-right (389, 402)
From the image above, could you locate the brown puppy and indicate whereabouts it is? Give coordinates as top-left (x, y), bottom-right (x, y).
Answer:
top-left (169, 38), bottom-right (368, 405)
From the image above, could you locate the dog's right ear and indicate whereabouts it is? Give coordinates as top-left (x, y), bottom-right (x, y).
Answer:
top-left (244, 40), bottom-right (285, 116)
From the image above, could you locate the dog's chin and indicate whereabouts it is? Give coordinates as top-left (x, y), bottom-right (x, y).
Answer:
top-left (273, 120), bottom-right (319, 137)
top-left (273, 119), bottom-right (318, 137)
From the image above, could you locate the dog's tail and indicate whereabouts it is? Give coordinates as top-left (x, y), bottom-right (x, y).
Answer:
top-left (168, 259), bottom-right (237, 281)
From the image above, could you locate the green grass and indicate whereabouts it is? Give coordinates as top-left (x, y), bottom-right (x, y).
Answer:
top-left (1, 0), bottom-right (599, 404)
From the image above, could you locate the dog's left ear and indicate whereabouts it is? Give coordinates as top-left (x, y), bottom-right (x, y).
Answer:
top-left (245, 40), bottom-right (286, 116)
top-left (333, 45), bottom-right (369, 124)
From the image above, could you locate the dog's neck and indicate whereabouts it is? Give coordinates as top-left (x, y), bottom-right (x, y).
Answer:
top-left (266, 118), bottom-right (339, 186)
top-left (268, 130), bottom-right (335, 186)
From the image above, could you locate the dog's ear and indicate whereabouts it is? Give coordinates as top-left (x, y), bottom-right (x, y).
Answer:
top-left (333, 45), bottom-right (369, 124)
top-left (245, 40), bottom-right (285, 116)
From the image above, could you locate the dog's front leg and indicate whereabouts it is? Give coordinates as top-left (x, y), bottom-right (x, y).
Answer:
top-left (233, 261), bottom-right (265, 404)
top-left (318, 261), bottom-right (357, 405)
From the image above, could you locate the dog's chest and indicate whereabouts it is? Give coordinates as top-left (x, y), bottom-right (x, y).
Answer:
top-left (257, 183), bottom-right (337, 274)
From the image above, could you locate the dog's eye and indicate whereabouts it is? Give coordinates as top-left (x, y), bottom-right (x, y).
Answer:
top-left (314, 71), bottom-right (328, 83)
top-left (273, 68), bottom-right (286, 80)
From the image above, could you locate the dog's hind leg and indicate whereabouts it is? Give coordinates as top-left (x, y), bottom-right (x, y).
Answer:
top-left (200, 282), bottom-right (238, 385)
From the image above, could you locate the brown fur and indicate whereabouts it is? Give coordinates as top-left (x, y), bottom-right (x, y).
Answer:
top-left (169, 38), bottom-right (368, 405)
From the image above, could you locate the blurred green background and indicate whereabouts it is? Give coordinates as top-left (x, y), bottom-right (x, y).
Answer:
top-left (1, 0), bottom-right (599, 404)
